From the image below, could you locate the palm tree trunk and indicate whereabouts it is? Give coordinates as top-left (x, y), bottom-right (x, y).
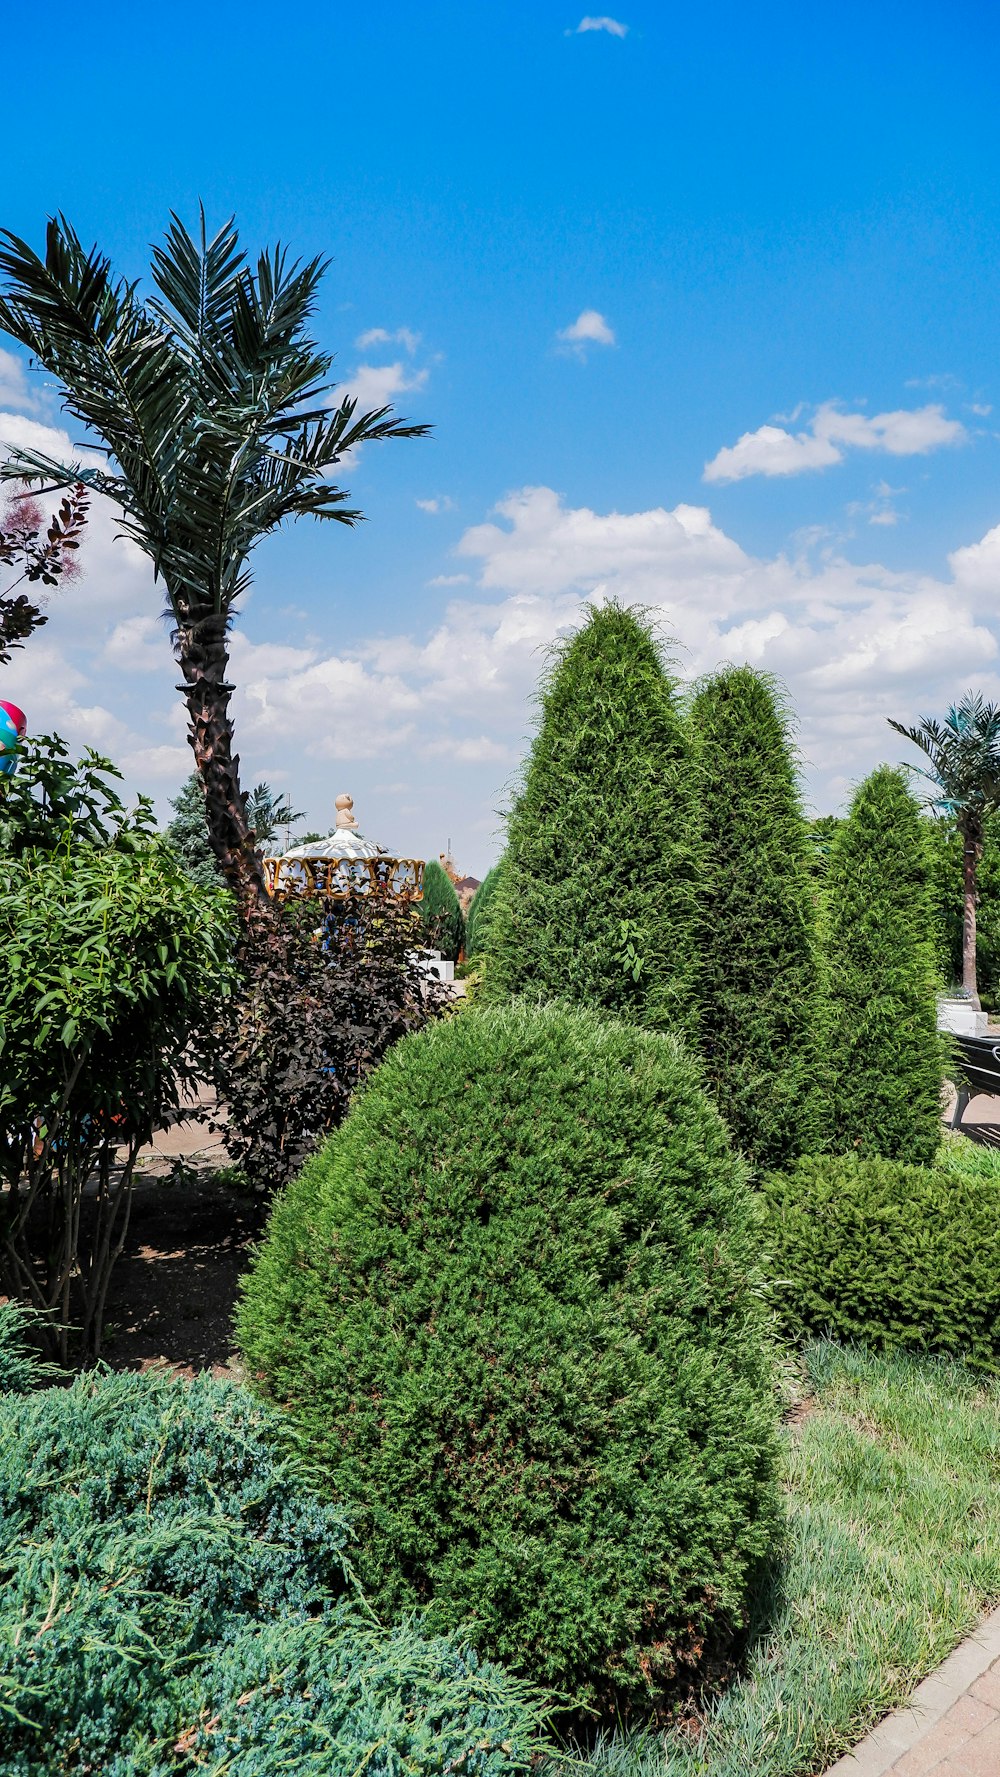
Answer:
top-left (961, 817), bottom-right (981, 1009)
top-left (174, 614), bottom-right (269, 912)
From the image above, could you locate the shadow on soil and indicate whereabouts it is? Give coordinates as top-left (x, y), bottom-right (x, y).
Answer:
top-left (102, 1171), bottom-right (267, 1378)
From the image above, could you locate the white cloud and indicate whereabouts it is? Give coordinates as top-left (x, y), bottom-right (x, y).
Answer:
top-left (704, 401), bottom-right (967, 483)
top-left (556, 309), bottom-right (616, 355)
top-left (339, 361), bottom-right (429, 411)
top-left (0, 348), bottom-right (44, 416)
top-left (571, 15), bottom-right (628, 36)
top-left (8, 413), bottom-right (1000, 871)
top-left (416, 495), bottom-right (456, 514)
top-left (355, 326), bottom-right (421, 355)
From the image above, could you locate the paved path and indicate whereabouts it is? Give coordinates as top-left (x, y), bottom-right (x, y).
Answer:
top-left (826, 1606), bottom-right (1000, 1775)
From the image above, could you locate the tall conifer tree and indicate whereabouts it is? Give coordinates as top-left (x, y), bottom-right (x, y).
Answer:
top-left (465, 864), bottom-right (500, 959)
top-left (824, 766), bottom-right (942, 1163)
top-left (485, 604), bottom-right (699, 1033)
top-left (690, 667), bottom-right (822, 1168)
top-left (419, 859), bottom-right (465, 962)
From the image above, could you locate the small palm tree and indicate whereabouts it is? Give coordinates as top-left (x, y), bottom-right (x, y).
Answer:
top-left (0, 211), bottom-right (427, 908)
top-left (244, 782), bottom-right (306, 850)
top-left (889, 692), bottom-right (1000, 1007)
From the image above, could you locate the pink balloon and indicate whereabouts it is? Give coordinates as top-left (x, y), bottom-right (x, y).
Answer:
top-left (0, 701), bottom-right (26, 737)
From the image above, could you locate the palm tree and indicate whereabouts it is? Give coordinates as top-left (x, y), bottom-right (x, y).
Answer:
top-left (889, 692), bottom-right (1000, 1007)
top-left (0, 211), bottom-right (428, 909)
top-left (244, 782), bottom-right (306, 850)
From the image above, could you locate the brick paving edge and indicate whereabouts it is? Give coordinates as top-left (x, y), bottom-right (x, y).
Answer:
top-left (823, 1604), bottom-right (1000, 1776)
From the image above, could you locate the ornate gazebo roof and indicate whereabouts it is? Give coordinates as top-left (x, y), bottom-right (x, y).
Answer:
top-left (263, 792), bottom-right (424, 901)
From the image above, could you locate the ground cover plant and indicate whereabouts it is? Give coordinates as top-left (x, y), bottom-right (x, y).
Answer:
top-left (822, 766), bottom-right (942, 1163)
top-left (690, 667), bottom-right (823, 1170)
top-left (484, 605), bottom-right (701, 1034)
top-left (239, 1001), bottom-right (781, 1720)
top-left (0, 1311), bottom-right (545, 1776)
top-left (759, 1151), bottom-right (1000, 1366)
top-left (578, 1342), bottom-right (1000, 1777)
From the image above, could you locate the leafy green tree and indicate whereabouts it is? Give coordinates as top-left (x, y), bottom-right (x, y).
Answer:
top-left (0, 744), bottom-right (235, 1359)
top-left (690, 667), bottom-right (823, 1168)
top-left (163, 771), bottom-right (223, 890)
top-left (822, 767), bottom-right (942, 1164)
top-left (419, 858), bottom-right (465, 961)
top-left (465, 863), bottom-right (500, 958)
top-left (0, 212), bottom-right (427, 908)
top-left (484, 604), bottom-right (700, 1033)
top-left (889, 693), bottom-right (1000, 1008)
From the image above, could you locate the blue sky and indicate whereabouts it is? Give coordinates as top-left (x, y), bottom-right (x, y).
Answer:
top-left (1, 0), bottom-right (998, 873)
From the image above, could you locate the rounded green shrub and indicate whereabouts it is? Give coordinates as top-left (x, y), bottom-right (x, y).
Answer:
top-left (690, 667), bottom-right (823, 1170)
top-left (239, 1001), bottom-right (781, 1719)
top-left (760, 1152), bottom-right (1000, 1366)
top-left (483, 604), bottom-right (700, 1034)
top-left (822, 767), bottom-right (942, 1162)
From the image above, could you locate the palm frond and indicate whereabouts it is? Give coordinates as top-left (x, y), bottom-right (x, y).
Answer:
top-left (0, 211), bottom-right (430, 627)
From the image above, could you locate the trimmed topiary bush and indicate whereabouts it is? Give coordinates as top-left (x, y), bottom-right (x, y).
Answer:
top-left (690, 667), bottom-right (823, 1169)
top-left (0, 1348), bottom-right (544, 1774)
top-left (760, 1152), bottom-right (1000, 1366)
top-left (238, 1001), bottom-right (781, 1720)
top-left (483, 604), bottom-right (700, 1034)
top-left (420, 857), bottom-right (465, 961)
top-left (465, 863), bottom-right (500, 958)
top-left (822, 767), bottom-right (942, 1163)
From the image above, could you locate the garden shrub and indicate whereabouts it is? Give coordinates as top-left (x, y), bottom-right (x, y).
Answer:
top-left (419, 857), bottom-right (465, 960)
top-left (483, 604), bottom-right (700, 1034)
top-left (465, 862), bottom-right (500, 958)
top-left (213, 890), bottom-right (447, 1195)
top-left (0, 1345), bottom-right (545, 1775)
top-left (239, 1001), bottom-right (781, 1719)
top-left (690, 667), bottom-right (823, 1169)
top-left (822, 767), bottom-right (942, 1163)
top-left (0, 739), bottom-right (235, 1359)
top-left (760, 1152), bottom-right (1000, 1366)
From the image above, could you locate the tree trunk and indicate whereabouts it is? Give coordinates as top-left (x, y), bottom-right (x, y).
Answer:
top-left (174, 613), bottom-right (269, 912)
top-left (961, 816), bottom-right (982, 1009)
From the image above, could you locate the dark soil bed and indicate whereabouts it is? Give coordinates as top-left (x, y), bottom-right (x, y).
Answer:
top-left (101, 1171), bottom-right (266, 1378)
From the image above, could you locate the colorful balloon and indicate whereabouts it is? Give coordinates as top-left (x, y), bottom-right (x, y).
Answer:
top-left (0, 702), bottom-right (24, 779)
top-left (0, 701), bottom-right (26, 737)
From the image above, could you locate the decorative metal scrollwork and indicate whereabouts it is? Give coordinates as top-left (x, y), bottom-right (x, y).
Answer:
top-left (263, 853), bottom-right (425, 902)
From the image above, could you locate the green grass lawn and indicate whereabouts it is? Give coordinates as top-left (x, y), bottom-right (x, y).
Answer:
top-left (574, 1339), bottom-right (1000, 1777)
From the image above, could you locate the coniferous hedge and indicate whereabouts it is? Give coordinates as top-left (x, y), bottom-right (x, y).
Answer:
top-left (823, 767), bottom-right (942, 1163)
top-left (239, 1001), bottom-right (781, 1720)
top-left (761, 1152), bottom-right (1000, 1365)
top-left (484, 605), bottom-right (700, 1034)
top-left (690, 667), bottom-right (823, 1169)
top-left (419, 858), bottom-right (465, 961)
